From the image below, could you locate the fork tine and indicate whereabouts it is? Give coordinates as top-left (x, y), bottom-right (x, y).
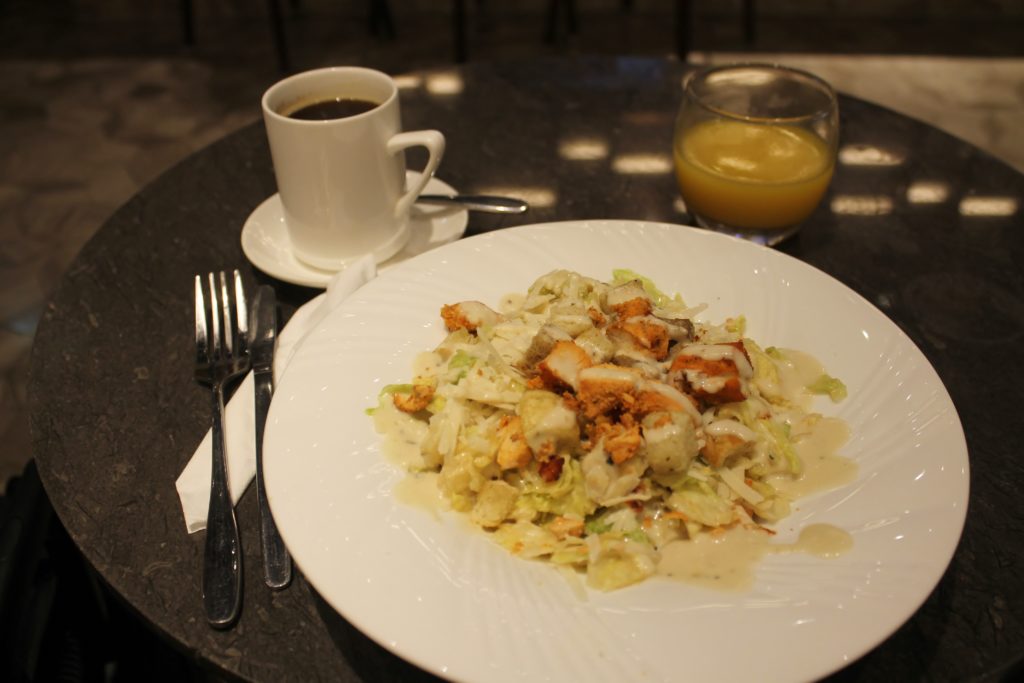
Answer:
top-left (233, 270), bottom-right (248, 355)
top-left (218, 272), bottom-right (233, 357)
top-left (195, 275), bottom-right (209, 365)
top-left (208, 272), bottom-right (221, 360)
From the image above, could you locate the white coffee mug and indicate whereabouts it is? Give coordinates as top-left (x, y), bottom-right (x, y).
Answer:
top-left (262, 67), bottom-right (445, 270)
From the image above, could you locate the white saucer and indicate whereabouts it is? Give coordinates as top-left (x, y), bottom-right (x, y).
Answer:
top-left (241, 171), bottom-right (468, 288)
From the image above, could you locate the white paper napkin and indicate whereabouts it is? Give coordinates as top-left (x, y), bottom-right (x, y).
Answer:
top-left (176, 256), bottom-right (377, 533)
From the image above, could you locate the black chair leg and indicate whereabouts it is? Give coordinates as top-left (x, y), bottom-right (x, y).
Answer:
top-left (180, 0), bottom-right (195, 45)
top-left (742, 0), bottom-right (756, 45)
top-left (566, 0), bottom-right (578, 34)
top-left (674, 0), bottom-right (692, 60)
top-left (544, 0), bottom-right (579, 45)
top-left (369, 0), bottom-right (396, 40)
top-left (267, 0), bottom-right (291, 73)
top-left (453, 0), bottom-right (467, 62)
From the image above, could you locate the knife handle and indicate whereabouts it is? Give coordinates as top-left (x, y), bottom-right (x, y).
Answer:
top-left (254, 371), bottom-right (292, 589)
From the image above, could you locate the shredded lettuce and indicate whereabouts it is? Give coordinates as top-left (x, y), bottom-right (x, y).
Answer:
top-left (611, 268), bottom-right (685, 308)
top-left (517, 459), bottom-right (596, 518)
top-left (756, 419), bottom-right (803, 476)
top-left (584, 517), bottom-right (613, 535)
top-left (725, 315), bottom-right (746, 336)
top-left (668, 482), bottom-right (737, 527)
top-left (587, 537), bottom-right (657, 591)
top-left (744, 338), bottom-right (784, 401)
top-left (808, 374), bottom-right (848, 402)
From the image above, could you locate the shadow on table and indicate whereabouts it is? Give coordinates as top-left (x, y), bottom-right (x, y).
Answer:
top-left (310, 589), bottom-right (445, 683)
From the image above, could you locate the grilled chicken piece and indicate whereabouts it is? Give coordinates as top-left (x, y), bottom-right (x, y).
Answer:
top-left (440, 300), bottom-right (502, 333)
top-left (633, 380), bottom-right (701, 424)
top-left (518, 324), bottom-right (573, 372)
top-left (607, 315), bottom-right (671, 360)
top-left (669, 342), bottom-right (751, 405)
top-left (537, 340), bottom-right (592, 391)
top-left (576, 364), bottom-right (642, 418)
top-left (605, 279), bottom-right (653, 319)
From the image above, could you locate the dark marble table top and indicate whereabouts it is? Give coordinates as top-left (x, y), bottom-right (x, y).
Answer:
top-left (29, 57), bottom-right (1024, 682)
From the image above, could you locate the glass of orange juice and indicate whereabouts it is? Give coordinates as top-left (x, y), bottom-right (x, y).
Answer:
top-left (673, 64), bottom-right (839, 245)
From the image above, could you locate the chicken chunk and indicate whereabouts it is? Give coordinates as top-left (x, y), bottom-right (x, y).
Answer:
top-left (576, 364), bottom-right (642, 419)
top-left (536, 340), bottom-right (593, 391)
top-left (605, 279), bottom-right (653, 319)
top-left (440, 301), bottom-right (502, 333)
top-left (607, 315), bottom-right (671, 360)
top-left (611, 348), bottom-right (663, 379)
top-left (633, 380), bottom-right (702, 424)
top-left (517, 324), bottom-right (573, 372)
top-left (669, 342), bottom-right (751, 405)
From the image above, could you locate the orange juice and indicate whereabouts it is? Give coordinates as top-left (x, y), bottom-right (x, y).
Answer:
top-left (674, 119), bottom-right (834, 230)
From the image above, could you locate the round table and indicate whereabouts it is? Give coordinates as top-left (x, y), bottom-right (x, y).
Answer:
top-left (29, 57), bottom-right (1024, 681)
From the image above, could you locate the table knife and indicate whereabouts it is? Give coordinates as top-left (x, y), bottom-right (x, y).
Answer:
top-left (251, 285), bottom-right (292, 589)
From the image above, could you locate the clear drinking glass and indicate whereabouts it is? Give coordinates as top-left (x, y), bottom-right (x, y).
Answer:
top-left (673, 63), bottom-right (839, 246)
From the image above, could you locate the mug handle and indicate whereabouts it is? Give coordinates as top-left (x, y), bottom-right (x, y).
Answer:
top-left (387, 130), bottom-right (446, 219)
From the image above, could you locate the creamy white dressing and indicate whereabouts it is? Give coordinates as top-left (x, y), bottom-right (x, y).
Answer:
top-left (769, 417), bottom-right (856, 499)
top-left (640, 379), bottom-right (703, 424)
top-left (373, 401), bottom-right (428, 469)
top-left (658, 523), bottom-right (853, 591)
top-left (679, 343), bottom-right (754, 377)
top-left (412, 351), bottom-right (443, 383)
top-left (658, 412), bottom-right (856, 590)
top-left (685, 369), bottom-right (728, 393)
top-left (773, 347), bottom-right (826, 408)
top-left (393, 472), bottom-right (446, 516)
top-left (498, 292), bottom-right (526, 314)
top-left (704, 419), bottom-right (756, 441)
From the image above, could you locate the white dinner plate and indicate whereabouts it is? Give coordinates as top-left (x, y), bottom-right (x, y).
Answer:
top-left (241, 171), bottom-right (468, 288)
top-left (263, 220), bottom-right (969, 683)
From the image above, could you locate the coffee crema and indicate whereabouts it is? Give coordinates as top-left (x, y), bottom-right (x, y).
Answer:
top-left (281, 97), bottom-right (379, 121)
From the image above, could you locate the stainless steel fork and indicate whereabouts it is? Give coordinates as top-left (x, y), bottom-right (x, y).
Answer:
top-left (194, 270), bottom-right (251, 628)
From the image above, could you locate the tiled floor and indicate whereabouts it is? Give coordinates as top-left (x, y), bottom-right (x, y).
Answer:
top-left (2, 1), bottom-right (1024, 490)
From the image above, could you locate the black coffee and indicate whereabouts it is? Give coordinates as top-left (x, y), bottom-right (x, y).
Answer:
top-left (284, 97), bottom-right (379, 121)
